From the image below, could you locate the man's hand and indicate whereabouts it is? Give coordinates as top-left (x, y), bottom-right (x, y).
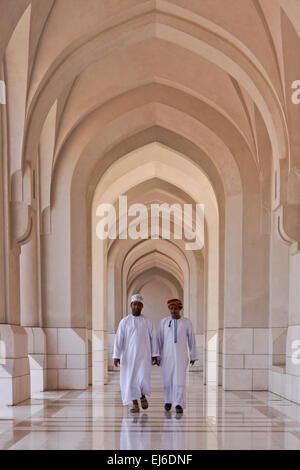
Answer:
top-left (152, 357), bottom-right (159, 366)
top-left (114, 358), bottom-right (120, 367)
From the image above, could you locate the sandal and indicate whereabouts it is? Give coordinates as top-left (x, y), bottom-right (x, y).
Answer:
top-left (140, 396), bottom-right (148, 410)
top-left (130, 404), bottom-right (140, 413)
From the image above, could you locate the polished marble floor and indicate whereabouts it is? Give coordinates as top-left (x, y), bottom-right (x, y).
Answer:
top-left (1, 369), bottom-right (300, 450)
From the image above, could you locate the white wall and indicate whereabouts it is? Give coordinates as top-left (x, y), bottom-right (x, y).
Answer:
top-left (140, 280), bottom-right (174, 332)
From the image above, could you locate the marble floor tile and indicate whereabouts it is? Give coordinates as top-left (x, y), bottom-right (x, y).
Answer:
top-left (0, 369), bottom-right (300, 450)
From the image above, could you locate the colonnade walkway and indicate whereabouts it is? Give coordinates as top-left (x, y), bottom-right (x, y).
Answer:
top-left (1, 369), bottom-right (300, 450)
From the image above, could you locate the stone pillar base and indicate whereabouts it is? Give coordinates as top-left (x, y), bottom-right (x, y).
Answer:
top-left (205, 329), bottom-right (219, 384)
top-left (88, 329), bottom-right (92, 385)
top-left (44, 327), bottom-right (88, 390)
top-left (107, 333), bottom-right (115, 371)
top-left (0, 324), bottom-right (30, 406)
top-left (222, 327), bottom-right (269, 390)
top-left (268, 325), bottom-right (300, 404)
top-left (92, 329), bottom-right (106, 386)
top-left (25, 327), bottom-right (47, 394)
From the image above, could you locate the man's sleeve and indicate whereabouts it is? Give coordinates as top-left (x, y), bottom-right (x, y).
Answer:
top-left (113, 320), bottom-right (124, 359)
top-left (187, 320), bottom-right (198, 361)
top-left (157, 320), bottom-right (164, 363)
top-left (149, 320), bottom-right (159, 357)
top-left (158, 320), bottom-right (164, 352)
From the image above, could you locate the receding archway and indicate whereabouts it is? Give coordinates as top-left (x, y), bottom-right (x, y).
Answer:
top-left (91, 142), bottom-right (219, 387)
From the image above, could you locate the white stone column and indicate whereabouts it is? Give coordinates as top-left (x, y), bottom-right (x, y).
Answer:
top-left (92, 238), bottom-right (108, 386)
top-left (20, 212), bottom-right (39, 327)
top-left (218, 328), bottom-right (223, 386)
top-left (268, 206), bottom-right (300, 403)
top-left (280, 251), bottom-right (300, 404)
top-left (88, 328), bottom-right (92, 385)
top-left (92, 329), bottom-right (108, 386)
top-left (0, 103), bottom-right (5, 325)
top-left (205, 329), bottom-right (219, 383)
top-left (20, 205), bottom-right (48, 395)
top-left (203, 235), bottom-right (220, 385)
top-left (107, 333), bottom-right (115, 371)
top-left (0, 241), bottom-right (31, 404)
top-left (0, 89), bottom-right (30, 405)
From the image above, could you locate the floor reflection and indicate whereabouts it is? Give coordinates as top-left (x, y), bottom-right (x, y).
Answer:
top-left (120, 413), bottom-right (151, 450)
top-left (161, 413), bottom-right (186, 449)
top-left (1, 369), bottom-right (300, 449)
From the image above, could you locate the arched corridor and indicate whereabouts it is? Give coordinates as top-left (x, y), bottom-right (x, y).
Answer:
top-left (0, 0), bottom-right (300, 450)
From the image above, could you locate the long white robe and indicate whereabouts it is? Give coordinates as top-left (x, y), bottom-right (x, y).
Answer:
top-left (158, 316), bottom-right (198, 408)
top-left (113, 314), bottom-right (159, 405)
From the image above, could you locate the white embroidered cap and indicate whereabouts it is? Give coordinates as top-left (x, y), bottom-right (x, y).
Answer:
top-left (130, 293), bottom-right (143, 304)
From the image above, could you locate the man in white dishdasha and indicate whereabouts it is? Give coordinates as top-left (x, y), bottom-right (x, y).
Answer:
top-left (113, 293), bottom-right (159, 413)
top-left (158, 298), bottom-right (198, 414)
